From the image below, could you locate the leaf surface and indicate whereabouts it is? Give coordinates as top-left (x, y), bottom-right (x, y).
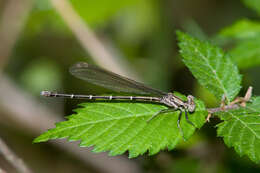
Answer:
top-left (219, 19), bottom-right (260, 39)
top-left (242, 0), bottom-right (260, 15)
top-left (34, 97), bottom-right (207, 158)
top-left (229, 38), bottom-right (260, 69)
top-left (219, 19), bottom-right (260, 69)
top-left (217, 97), bottom-right (260, 163)
top-left (177, 31), bottom-right (242, 103)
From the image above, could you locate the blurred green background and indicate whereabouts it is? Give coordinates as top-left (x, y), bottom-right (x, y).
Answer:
top-left (0, 0), bottom-right (260, 172)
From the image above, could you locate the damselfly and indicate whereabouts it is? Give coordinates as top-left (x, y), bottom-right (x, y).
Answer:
top-left (41, 62), bottom-right (196, 132)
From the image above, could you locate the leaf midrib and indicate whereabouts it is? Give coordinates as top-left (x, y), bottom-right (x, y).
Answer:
top-left (228, 111), bottom-right (260, 139)
top-left (46, 109), bottom-right (176, 136)
top-left (192, 46), bottom-right (229, 102)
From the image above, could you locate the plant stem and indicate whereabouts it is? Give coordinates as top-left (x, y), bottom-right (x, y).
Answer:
top-left (0, 137), bottom-right (32, 173)
top-left (207, 104), bottom-right (240, 114)
top-left (0, 167), bottom-right (7, 173)
top-left (207, 86), bottom-right (253, 114)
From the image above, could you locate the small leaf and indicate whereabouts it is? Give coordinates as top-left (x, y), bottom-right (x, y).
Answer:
top-left (34, 96), bottom-right (207, 158)
top-left (229, 37), bottom-right (260, 69)
top-left (216, 97), bottom-right (260, 163)
top-left (219, 19), bottom-right (260, 39)
top-left (218, 19), bottom-right (260, 69)
top-left (177, 31), bottom-right (242, 103)
top-left (242, 0), bottom-right (260, 16)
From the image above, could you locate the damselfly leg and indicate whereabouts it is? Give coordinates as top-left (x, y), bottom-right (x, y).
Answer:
top-left (185, 111), bottom-right (195, 127)
top-left (147, 107), bottom-right (195, 138)
top-left (146, 108), bottom-right (177, 122)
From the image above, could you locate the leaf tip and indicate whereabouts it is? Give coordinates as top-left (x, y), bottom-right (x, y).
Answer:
top-left (33, 135), bottom-right (48, 143)
top-left (176, 30), bottom-right (187, 41)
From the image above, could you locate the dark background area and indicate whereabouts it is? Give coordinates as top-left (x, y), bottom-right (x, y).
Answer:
top-left (0, 0), bottom-right (260, 172)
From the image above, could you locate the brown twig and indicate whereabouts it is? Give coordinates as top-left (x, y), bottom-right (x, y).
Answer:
top-left (230, 86), bottom-right (253, 107)
top-left (207, 104), bottom-right (240, 114)
top-left (0, 167), bottom-right (7, 173)
top-left (0, 1), bottom-right (33, 172)
top-left (206, 86), bottom-right (253, 121)
top-left (0, 137), bottom-right (32, 173)
top-left (0, 0), bottom-right (33, 71)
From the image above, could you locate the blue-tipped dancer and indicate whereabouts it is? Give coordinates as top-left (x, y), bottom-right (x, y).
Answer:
top-left (41, 62), bottom-right (196, 133)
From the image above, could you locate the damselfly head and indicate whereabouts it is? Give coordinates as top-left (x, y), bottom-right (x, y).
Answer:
top-left (186, 95), bottom-right (196, 113)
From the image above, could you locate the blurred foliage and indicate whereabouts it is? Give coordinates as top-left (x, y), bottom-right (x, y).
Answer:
top-left (113, 0), bottom-right (159, 43)
top-left (242, 0), bottom-right (260, 15)
top-left (217, 0), bottom-right (260, 70)
top-left (26, 0), bottom-right (69, 37)
top-left (69, 0), bottom-right (138, 27)
top-left (181, 19), bottom-right (208, 41)
top-left (220, 19), bottom-right (260, 39)
top-left (20, 58), bottom-right (62, 95)
top-left (27, 0), bottom-right (139, 36)
top-left (229, 37), bottom-right (260, 69)
top-left (2, 0), bottom-right (260, 172)
top-left (169, 158), bottom-right (200, 173)
top-left (219, 19), bottom-right (260, 69)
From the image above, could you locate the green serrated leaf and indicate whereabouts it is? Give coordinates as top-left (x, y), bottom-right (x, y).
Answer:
top-left (218, 19), bottom-right (260, 69)
top-left (34, 97), bottom-right (207, 158)
top-left (247, 97), bottom-right (260, 111)
top-left (242, 0), bottom-right (260, 16)
top-left (216, 97), bottom-right (260, 163)
top-left (229, 37), bottom-right (260, 69)
top-left (219, 19), bottom-right (260, 39)
top-left (177, 31), bottom-right (242, 103)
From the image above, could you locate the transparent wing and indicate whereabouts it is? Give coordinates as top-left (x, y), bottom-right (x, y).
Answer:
top-left (69, 62), bottom-right (167, 96)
